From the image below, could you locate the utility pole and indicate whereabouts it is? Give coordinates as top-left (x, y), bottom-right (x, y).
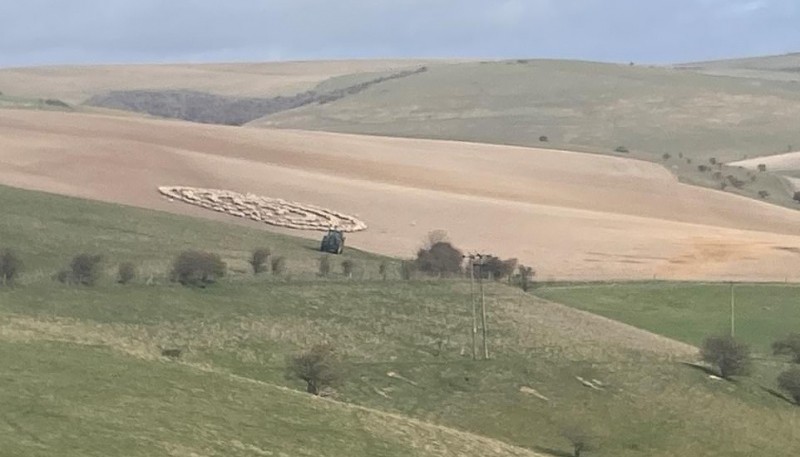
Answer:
top-left (730, 282), bottom-right (736, 338)
top-left (467, 254), bottom-right (478, 360)
top-left (477, 255), bottom-right (489, 360)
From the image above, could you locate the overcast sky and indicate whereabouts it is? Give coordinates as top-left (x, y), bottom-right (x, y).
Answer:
top-left (1, 0), bottom-right (799, 68)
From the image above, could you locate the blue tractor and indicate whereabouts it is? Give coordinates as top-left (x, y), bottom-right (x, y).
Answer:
top-left (320, 228), bottom-right (345, 254)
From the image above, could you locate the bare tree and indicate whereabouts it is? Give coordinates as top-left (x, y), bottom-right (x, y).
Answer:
top-left (249, 248), bottom-right (271, 274)
top-left (287, 344), bottom-right (342, 396)
top-left (117, 262), bottom-right (136, 284)
top-left (701, 335), bottom-right (752, 379)
top-left (773, 334), bottom-right (800, 364)
top-left (271, 256), bottom-right (287, 276)
top-left (0, 249), bottom-right (22, 286)
top-left (341, 259), bottom-right (355, 278)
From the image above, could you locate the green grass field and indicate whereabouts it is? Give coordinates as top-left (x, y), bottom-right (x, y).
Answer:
top-left (533, 282), bottom-right (800, 354)
top-left (3, 185), bottom-right (800, 456)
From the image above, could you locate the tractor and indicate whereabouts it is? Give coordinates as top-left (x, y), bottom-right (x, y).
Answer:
top-left (320, 228), bottom-right (345, 254)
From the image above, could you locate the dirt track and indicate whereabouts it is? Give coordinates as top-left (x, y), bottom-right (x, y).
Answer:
top-left (3, 109), bottom-right (800, 280)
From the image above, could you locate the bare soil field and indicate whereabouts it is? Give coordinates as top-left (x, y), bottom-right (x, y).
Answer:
top-left (3, 109), bottom-right (800, 281)
top-left (0, 60), bottom-right (433, 104)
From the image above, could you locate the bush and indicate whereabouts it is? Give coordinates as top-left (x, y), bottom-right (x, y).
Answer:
top-left (474, 255), bottom-right (517, 280)
top-left (287, 343), bottom-right (342, 396)
top-left (517, 265), bottom-right (535, 291)
top-left (249, 248), bottom-right (271, 274)
top-left (318, 255), bottom-right (331, 277)
top-left (341, 259), bottom-right (355, 278)
top-left (709, 157), bottom-right (717, 165)
top-left (758, 190), bottom-right (770, 199)
top-left (59, 254), bottom-right (103, 286)
top-left (697, 165), bottom-right (709, 173)
top-left (758, 163), bottom-right (767, 172)
top-left (614, 146), bottom-right (629, 153)
top-left (169, 251), bottom-right (226, 287)
top-left (271, 256), bottom-right (286, 276)
top-left (700, 335), bottom-right (752, 379)
top-left (117, 262), bottom-right (136, 284)
top-left (400, 260), bottom-right (416, 280)
top-left (662, 153), bottom-right (671, 161)
top-left (794, 191), bottom-right (800, 203)
top-left (0, 249), bottom-right (22, 286)
top-left (415, 241), bottom-right (462, 277)
top-left (777, 368), bottom-right (800, 404)
top-left (773, 334), bottom-right (800, 363)
top-left (378, 261), bottom-right (389, 280)
top-left (539, 135), bottom-right (549, 142)
top-left (686, 158), bottom-right (692, 164)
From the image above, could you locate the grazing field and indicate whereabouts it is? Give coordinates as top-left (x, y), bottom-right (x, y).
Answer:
top-left (533, 282), bottom-right (800, 354)
top-left (2, 185), bottom-right (800, 456)
top-left (5, 110), bottom-right (800, 280)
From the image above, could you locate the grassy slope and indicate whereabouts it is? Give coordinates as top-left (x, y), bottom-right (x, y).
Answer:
top-left (3, 185), bottom-right (800, 456)
top-left (257, 59), bottom-right (800, 206)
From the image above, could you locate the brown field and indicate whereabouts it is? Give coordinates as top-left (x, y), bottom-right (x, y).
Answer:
top-left (4, 108), bottom-right (800, 280)
top-left (0, 60), bottom-right (434, 104)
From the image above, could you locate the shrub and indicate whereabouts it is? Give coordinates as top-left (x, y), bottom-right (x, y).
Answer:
top-left (287, 343), bottom-right (342, 396)
top-left (686, 158), bottom-right (692, 164)
top-left (700, 335), bottom-right (752, 379)
top-left (117, 262), bottom-right (136, 284)
top-left (758, 190), bottom-right (770, 199)
top-left (709, 157), bottom-right (717, 165)
top-left (400, 260), bottom-right (416, 280)
top-left (773, 334), bottom-right (800, 364)
top-left (614, 146), bottom-right (629, 153)
top-left (794, 191), bottom-right (800, 203)
top-left (60, 254), bottom-right (103, 286)
top-left (778, 368), bottom-right (800, 404)
top-left (474, 255), bottom-right (517, 280)
top-left (662, 153), bottom-right (671, 161)
top-left (758, 163), bottom-right (767, 172)
top-left (697, 165), bottom-right (709, 173)
top-left (378, 261), bottom-right (389, 280)
top-left (539, 135), bottom-right (549, 142)
top-left (517, 265), bottom-right (535, 291)
top-left (249, 248), bottom-right (271, 274)
top-left (318, 255), bottom-right (331, 277)
top-left (712, 171), bottom-right (723, 180)
top-left (170, 251), bottom-right (226, 287)
top-left (415, 241), bottom-right (462, 277)
top-left (0, 249), bottom-right (22, 286)
top-left (341, 259), bottom-right (355, 278)
top-left (678, 152), bottom-right (684, 159)
top-left (271, 256), bottom-right (286, 276)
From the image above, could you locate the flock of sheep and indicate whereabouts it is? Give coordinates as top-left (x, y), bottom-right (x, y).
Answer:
top-left (158, 186), bottom-right (367, 232)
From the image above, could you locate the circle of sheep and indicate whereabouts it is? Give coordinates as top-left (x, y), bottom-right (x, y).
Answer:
top-left (159, 186), bottom-right (367, 232)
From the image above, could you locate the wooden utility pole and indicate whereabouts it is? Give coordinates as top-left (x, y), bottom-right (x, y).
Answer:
top-left (730, 282), bottom-right (736, 338)
top-left (468, 255), bottom-right (478, 360)
top-left (477, 256), bottom-right (489, 360)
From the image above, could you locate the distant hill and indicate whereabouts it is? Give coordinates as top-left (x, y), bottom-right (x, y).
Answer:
top-left (675, 52), bottom-right (800, 81)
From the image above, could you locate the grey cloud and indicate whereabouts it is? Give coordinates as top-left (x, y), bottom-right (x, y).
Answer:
top-left (0, 0), bottom-right (798, 67)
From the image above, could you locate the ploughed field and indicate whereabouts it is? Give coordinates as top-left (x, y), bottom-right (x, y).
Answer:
top-left (3, 109), bottom-right (800, 280)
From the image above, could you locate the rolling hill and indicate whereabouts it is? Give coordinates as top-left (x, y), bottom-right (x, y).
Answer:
top-left (4, 109), bottom-right (800, 280)
top-left (2, 184), bottom-right (800, 456)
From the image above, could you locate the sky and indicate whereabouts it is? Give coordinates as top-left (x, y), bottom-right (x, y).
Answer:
top-left (1, 0), bottom-right (799, 67)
